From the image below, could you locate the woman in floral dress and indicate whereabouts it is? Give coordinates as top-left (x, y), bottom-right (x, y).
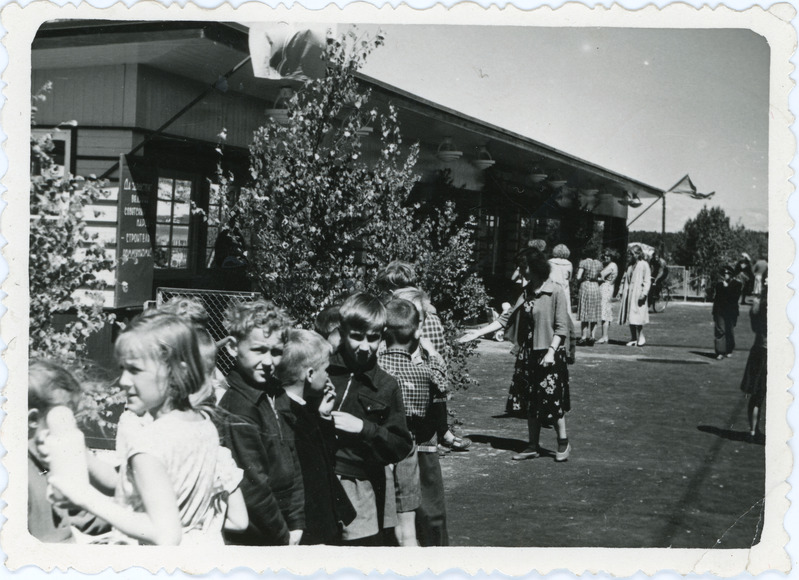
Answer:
top-left (459, 247), bottom-right (572, 462)
top-left (596, 249), bottom-right (619, 343)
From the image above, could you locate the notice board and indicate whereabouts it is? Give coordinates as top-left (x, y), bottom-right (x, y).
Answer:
top-left (114, 155), bottom-right (155, 308)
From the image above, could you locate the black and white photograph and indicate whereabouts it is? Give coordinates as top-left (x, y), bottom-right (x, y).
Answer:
top-left (3, 2), bottom-right (794, 577)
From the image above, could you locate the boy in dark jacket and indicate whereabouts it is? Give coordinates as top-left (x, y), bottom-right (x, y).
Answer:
top-left (276, 329), bottom-right (356, 545)
top-left (328, 292), bottom-right (413, 545)
top-left (219, 299), bottom-right (305, 546)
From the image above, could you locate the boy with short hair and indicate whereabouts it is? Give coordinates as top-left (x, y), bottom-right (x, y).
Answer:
top-left (275, 329), bottom-right (356, 545)
top-left (378, 297), bottom-right (450, 547)
top-left (327, 292), bottom-right (413, 545)
top-left (218, 299), bottom-right (305, 546)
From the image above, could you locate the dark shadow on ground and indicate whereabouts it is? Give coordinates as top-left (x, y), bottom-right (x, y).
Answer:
top-left (697, 424), bottom-right (764, 445)
top-left (690, 350), bottom-right (721, 359)
top-left (490, 413), bottom-right (525, 420)
top-left (636, 359), bottom-right (710, 365)
top-left (609, 339), bottom-right (631, 346)
top-left (467, 433), bottom-right (529, 452)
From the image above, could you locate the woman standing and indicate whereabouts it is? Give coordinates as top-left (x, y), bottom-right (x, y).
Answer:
top-left (548, 244), bottom-right (573, 314)
top-left (575, 250), bottom-right (603, 345)
top-left (596, 250), bottom-right (619, 344)
top-left (459, 248), bottom-right (572, 462)
top-left (618, 245), bottom-right (651, 346)
top-left (712, 265), bottom-right (742, 360)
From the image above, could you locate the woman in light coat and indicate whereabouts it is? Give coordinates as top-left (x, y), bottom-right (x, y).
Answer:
top-left (617, 245), bottom-right (651, 346)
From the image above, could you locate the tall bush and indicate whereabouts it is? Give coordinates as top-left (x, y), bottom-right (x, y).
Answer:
top-left (222, 28), bottom-right (489, 388)
top-left (30, 84), bottom-right (121, 428)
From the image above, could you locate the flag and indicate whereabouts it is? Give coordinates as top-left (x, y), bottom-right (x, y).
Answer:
top-left (666, 174), bottom-right (715, 200)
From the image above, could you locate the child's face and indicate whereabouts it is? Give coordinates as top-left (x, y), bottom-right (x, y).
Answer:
top-left (233, 327), bottom-right (284, 387)
top-left (118, 354), bottom-right (170, 417)
top-left (341, 325), bottom-right (382, 369)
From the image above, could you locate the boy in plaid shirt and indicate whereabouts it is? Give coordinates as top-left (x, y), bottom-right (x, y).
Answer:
top-left (379, 298), bottom-right (448, 546)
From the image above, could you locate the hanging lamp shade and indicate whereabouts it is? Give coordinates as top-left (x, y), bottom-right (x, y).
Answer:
top-left (472, 146), bottom-right (496, 170)
top-left (436, 138), bottom-right (463, 162)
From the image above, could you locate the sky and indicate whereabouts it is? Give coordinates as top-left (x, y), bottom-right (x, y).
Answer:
top-left (358, 25), bottom-right (770, 232)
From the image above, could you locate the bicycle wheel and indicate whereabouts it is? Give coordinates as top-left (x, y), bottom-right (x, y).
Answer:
top-left (652, 289), bottom-right (667, 313)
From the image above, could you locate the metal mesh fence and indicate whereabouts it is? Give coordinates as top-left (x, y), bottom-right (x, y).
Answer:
top-left (156, 287), bottom-right (261, 374)
top-left (663, 265), bottom-right (709, 301)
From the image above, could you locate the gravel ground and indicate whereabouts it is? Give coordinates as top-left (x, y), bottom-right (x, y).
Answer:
top-left (440, 301), bottom-right (765, 548)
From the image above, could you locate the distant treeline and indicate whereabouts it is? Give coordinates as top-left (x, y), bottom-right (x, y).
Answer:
top-left (629, 207), bottom-right (768, 276)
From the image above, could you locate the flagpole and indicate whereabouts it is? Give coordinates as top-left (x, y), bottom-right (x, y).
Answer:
top-left (661, 194), bottom-right (666, 254)
top-left (626, 194), bottom-right (663, 228)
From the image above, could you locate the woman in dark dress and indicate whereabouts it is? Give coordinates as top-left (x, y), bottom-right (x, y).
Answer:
top-left (741, 268), bottom-right (767, 441)
top-left (459, 248), bottom-right (572, 462)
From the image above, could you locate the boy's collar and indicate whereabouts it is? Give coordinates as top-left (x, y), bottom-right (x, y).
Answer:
top-left (328, 352), bottom-right (380, 390)
top-left (227, 370), bottom-right (283, 402)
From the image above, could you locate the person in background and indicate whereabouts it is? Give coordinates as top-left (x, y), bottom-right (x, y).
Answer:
top-left (575, 249), bottom-right (602, 346)
top-left (548, 244), bottom-right (573, 314)
top-left (648, 250), bottom-right (669, 310)
top-left (735, 253), bottom-right (754, 305)
top-left (315, 304), bottom-right (342, 352)
top-left (618, 245), bottom-right (651, 347)
top-left (741, 269), bottom-right (767, 442)
top-left (596, 249), bottom-right (619, 344)
top-left (375, 261), bottom-right (470, 453)
top-left (712, 265), bottom-right (742, 360)
top-left (752, 255), bottom-right (768, 297)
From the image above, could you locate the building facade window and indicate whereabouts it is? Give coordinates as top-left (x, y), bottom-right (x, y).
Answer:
top-left (154, 175), bottom-right (193, 269)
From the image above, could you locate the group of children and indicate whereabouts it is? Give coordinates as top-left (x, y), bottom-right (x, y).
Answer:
top-left (29, 261), bottom-right (457, 547)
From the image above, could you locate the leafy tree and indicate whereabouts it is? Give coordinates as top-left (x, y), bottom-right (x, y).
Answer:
top-left (674, 206), bottom-right (737, 279)
top-left (30, 83), bottom-right (122, 428)
top-left (221, 27), bottom-right (489, 388)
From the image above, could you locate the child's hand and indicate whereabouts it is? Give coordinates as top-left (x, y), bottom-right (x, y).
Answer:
top-left (288, 529), bottom-right (303, 545)
top-left (47, 475), bottom-right (93, 510)
top-left (318, 382), bottom-right (336, 418)
top-left (331, 411), bottom-right (364, 434)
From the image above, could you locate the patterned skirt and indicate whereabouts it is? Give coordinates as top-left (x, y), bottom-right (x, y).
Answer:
top-left (505, 347), bottom-right (570, 424)
top-left (577, 281), bottom-right (602, 322)
top-left (600, 281), bottom-right (615, 322)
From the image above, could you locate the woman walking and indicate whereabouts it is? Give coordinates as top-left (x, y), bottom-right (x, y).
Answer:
top-left (596, 250), bottom-right (619, 344)
top-left (618, 245), bottom-right (651, 346)
top-left (575, 250), bottom-right (602, 345)
top-left (459, 248), bottom-right (572, 462)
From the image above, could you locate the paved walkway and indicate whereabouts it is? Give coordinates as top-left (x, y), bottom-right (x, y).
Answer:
top-left (441, 302), bottom-right (765, 548)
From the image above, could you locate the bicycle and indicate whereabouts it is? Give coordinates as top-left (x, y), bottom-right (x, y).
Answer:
top-left (651, 283), bottom-right (672, 313)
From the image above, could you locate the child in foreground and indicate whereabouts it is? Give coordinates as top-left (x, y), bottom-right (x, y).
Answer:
top-left (218, 299), bottom-right (306, 546)
top-left (44, 313), bottom-right (247, 545)
top-left (327, 292), bottom-right (413, 545)
top-left (28, 360), bottom-right (109, 542)
top-left (276, 329), bottom-right (356, 544)
top-left (379, 297), bottom-right (450, 547)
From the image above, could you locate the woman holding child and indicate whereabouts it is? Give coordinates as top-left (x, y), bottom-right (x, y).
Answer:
top-left (459, 248), bottom-right (572, 462)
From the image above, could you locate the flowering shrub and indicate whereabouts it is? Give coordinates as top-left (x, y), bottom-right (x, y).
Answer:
top-left (30, 84), bottom-right (123, 428)
top-left (221, 28), bottom-right (489, 389)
